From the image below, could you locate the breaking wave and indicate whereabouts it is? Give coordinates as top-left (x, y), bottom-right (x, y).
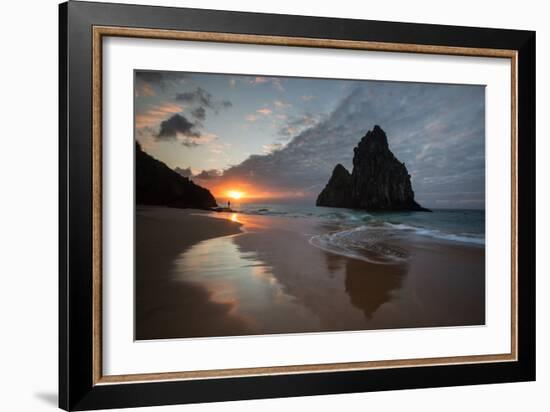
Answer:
top-left (309, 220), bottom-right (484, 264)
top-left (309, 225), bottom-right (409, 264)
top-left (383, 222), bottom-right (485, 245)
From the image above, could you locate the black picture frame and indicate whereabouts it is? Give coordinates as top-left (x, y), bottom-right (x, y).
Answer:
top-left (59, 1), bottom-right (536, 410)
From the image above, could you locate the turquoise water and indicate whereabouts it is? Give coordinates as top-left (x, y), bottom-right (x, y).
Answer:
top-left (238, 203), bottom-right (485, 246)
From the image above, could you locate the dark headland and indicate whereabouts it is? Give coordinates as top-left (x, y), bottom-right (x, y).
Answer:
top-left (136, 141), bottom-right (217, 209)
top-left (316, 125), bottom-right (431, 212)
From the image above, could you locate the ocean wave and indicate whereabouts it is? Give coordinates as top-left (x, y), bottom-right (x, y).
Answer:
top-left (243, 208), bottom-right (288, 216)
top-left (241, 207), bottom-right (373, 224)
top-left (309, 226), bottom-right (409, 265)
top-left (383, 222), bottom-right (485, 245)
top-left (239, 206), bottom-right (484, 247)
top-left (309, 220), bottom-right (485, 264)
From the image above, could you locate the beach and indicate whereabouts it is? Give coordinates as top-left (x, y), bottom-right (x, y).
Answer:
top-left (135, 206), bottom-right (251, 340)
top-left (135, 205), bottom-right (485, 340)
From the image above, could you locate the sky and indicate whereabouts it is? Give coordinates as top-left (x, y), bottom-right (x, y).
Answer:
top-left (135, 70), bottom-right (485, 209)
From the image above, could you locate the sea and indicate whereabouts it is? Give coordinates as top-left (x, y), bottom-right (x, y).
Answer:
top-left (234, 203), bottom-right (485, 262)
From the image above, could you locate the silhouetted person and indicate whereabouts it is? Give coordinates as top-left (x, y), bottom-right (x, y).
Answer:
top-left (228, 200), bottom-right (231, 209)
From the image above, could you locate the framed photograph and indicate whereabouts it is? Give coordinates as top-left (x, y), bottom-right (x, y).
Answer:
top-left (59, 1), bottom-right (535, 410)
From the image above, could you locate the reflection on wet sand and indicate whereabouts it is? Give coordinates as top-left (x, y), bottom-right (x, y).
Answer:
top-left (174, 235), bottom-right (322, 334)
top-left (344, 258), bottom-right (406, 319)
top-left (174, 212), bottom-right (411, 335)
top-left (135, 207), bottom-right (254, 340)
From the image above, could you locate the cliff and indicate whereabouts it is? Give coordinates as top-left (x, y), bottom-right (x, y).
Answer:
top-left (135, 142), bottom-right (217, 209)
top-left (316, 126), bottom-right (430, 211)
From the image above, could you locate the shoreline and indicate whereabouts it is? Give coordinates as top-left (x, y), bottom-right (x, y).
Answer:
top-left (135, 206), bottom-right (251, 340)
top-left (136, 206), bottom-right (485, 340)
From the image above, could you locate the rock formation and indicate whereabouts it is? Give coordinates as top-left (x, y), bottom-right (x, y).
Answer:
top-left (316, 125), bottom-right (430, 211)
top-left (135, 142), bottom-right (217, 209)
top-left (315, 164), bottom-right (352, 208)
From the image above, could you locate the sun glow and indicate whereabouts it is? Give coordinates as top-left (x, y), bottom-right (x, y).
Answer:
top-left (227, 190), bottom-right (244, 200)
top-left (210, 184), bottom-right (308, 202)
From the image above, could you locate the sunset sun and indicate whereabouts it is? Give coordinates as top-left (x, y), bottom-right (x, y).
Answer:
top-left (227, 190), bottom-right (244, 200)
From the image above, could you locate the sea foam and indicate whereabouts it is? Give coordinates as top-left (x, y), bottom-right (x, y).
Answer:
top-left (309, 225), bottom-right (408, 264)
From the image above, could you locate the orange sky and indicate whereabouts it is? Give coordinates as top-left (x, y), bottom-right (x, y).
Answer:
top-left (200, 180), bottom-right (309, 203)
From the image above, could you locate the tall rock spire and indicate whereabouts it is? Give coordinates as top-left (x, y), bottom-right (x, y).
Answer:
top-left (316, 126), bottom-right (430, 212)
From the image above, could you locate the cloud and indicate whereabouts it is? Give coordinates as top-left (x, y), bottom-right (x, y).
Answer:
top-left (135, 82), bottom-right (155, 97)
top-left (135, 103), bottom-right (183, 129)
top-left (173, 166), bottom-right (224, 182)
top-left (136, 81), bottom-right (232, 150)
top-left (200, 82), bottom-right (485, 207)
top-left (208, 141), bottom-right (229, 155)
top-left (156, 114), bottom-right (202, 147)
top-left (274, 100), bottom-right (292, 109)
top-left (248, 76), bottom-right (285, 92)
top-left (191, 106), bottom-right (206, 121)
top-left (249, 77), bottom-right (268, 85)
top-left (278, 126), bottom-right (298, 138)
top-left (135, 72), bottom-right (164, 84)
top-left (301, 95), bottom-right (315, 101)
top-left (262, 143), bottom-right (285, 154)
top-left (272, 79), bottom-right (285, 92)
top-left (194, 169), bottom-right (222, 180)
top-left (175, 87), bottom-right (232, 112)
top-left (174, 167), bottom-right (193, 178)
top-left (135, 71), bottom-right (188, 85)
top-left (245, 107), bottom-right (275, 122)
top-left (278, 113), bottom-right (319, 138)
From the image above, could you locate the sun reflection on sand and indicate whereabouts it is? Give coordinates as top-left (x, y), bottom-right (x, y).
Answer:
top-left (173, 231), bottom-right (321, 333)
top-left (207, 211), bottom-right (268, 230)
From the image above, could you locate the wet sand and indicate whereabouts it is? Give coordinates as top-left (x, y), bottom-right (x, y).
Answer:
top-left (135, 206), bottom-right (252, 340)
top-left (135, 206), bottom-right (485, 340)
